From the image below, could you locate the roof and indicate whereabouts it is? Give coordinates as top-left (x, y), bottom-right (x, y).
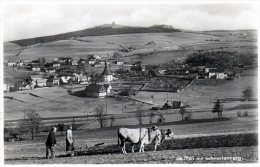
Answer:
top-left (32, 64), bottom-right (41, 68)
top-left (59, 57), bottom-right (71, 60)
top-left (31, 75), bottom-right (43, 80)
top-left (85, 84), bottom-right (107, 93)
top-left (209, 69), bottom-right (224, 73)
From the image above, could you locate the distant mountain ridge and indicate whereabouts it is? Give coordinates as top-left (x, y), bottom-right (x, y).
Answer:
top-left (11, 24), bottom-right (180, 46)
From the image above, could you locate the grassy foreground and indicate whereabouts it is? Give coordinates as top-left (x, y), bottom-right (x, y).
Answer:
top-left (5, 133), bottom-right (258, 164)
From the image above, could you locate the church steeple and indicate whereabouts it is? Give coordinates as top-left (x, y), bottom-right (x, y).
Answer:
top-left (101, 61), bottom-right (111, 75)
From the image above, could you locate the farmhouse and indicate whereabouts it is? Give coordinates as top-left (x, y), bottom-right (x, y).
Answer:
top-left (101, 61), bottom-right (113, 82)
top-left (88, 58), bottom-right (96, 65)
top-left (16, 60), bottom-right (24, 67)
top-left (53, 61), bottom-right (61, 68)
top-left (45, 67), bottom-right (56, 73)
top-left (85, 83), bottom-right (112, 98)
top-left (46, 75), bottom-right (60, 87)
top-left (78, 58), bottom-right (88, 64)
top-left (208, 69), bottom-right (227, 79)
top-left (59, 57), bottom-right (72, 65)
top-left (35, 79), bottom-right (47, 87)
top-left (3, 84), bottom-right (10, 93)
top-left (7, 61), bottom-right (16, 67)
top-left (31, 64), bottom-right (41, 72)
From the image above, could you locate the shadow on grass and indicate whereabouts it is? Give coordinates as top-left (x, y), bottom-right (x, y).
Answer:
top-left (69, 90), bottom-right (86, 98)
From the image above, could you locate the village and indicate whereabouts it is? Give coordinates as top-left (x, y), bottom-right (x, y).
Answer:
top-left (4, 50), bottom-right (243, 97)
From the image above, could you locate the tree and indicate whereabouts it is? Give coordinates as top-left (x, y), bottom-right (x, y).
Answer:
top-left (149, 112), bottom-right (155, 124)
top-left (57, 123), bottom-right (65, 136)
top-left (94, 105), bottom-right (107, 128)
top-left (242, 86), bottom-right (253, 100)
top-left (211, 99), bottom-right (223, 119)
top-left (151, 94), bottom-right (154, 102)
top-left (38, 57), bottom-right (46, 68)
top-left (179, 107), bottom-right (187, 121)
top-left (110, 116), bottom-right (115, 127)
top-left (157, 113), bottom-right (165, 123)
top-left (20, 110), bottom-right (42, 140)
top-left (136, 105), bottom-right (143, 125)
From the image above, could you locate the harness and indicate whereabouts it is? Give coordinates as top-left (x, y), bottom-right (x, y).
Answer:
top-left (139, 127), bottom-right (161, 143)
top-left (161, 129), bottom-right (165, 143)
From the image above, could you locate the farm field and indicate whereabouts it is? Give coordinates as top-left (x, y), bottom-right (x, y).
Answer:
top-left (4, 30), bottom-right (257, 65)
top-left (5, 146), bottom-right (257, 164)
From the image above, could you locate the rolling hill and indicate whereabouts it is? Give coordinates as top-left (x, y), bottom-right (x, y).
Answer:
top-left (10, 24), bottom-right (181, 46)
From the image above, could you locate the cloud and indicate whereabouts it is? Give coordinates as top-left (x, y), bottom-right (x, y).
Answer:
top-left (2, 3), bottom-right (258, 41)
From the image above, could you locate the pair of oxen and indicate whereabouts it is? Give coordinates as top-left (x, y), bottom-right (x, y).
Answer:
top-left (118, 126), bottom-right (174, 153)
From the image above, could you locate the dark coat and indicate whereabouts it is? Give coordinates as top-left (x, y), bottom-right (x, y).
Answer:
top-left (45, 131), bottom-right (56, 146)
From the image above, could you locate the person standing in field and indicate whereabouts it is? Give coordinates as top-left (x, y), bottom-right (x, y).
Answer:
top-left (45, 127), bottom-right (57, 159)
top-left (66, 125), bottom-right (74, 156)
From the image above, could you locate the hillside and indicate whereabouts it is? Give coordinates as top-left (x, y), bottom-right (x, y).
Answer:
top-left (10, 24), bottom-right (180, 46)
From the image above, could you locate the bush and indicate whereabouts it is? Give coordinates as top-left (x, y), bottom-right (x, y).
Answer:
top-left (157, 113), bottom-right (165, 123)
top-left (185, 112), bottom-right (192, 120)
top-left (237, 111), bottom-right (242, 117)
top-left (243, 111), bottom-right (248, 117)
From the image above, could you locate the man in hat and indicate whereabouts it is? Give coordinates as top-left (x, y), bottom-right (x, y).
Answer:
top-left (45, 127), bottom-right (57, 159)
top-left (66, 125), bottom-right (74, 156)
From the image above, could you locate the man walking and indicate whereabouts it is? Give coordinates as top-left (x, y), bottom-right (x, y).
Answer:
top-left (66, 125), bottom-right (74, 156)
top-left (45, 127), bottom-right (57, 159)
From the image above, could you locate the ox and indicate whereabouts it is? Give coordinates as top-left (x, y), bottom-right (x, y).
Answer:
top-left (118, 126), bottom-right (174, 153)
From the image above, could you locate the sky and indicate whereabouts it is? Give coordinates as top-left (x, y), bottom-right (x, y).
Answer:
top-left (2, 0), bottom-right (259, 41)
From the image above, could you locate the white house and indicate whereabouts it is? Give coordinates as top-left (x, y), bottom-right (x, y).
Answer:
top-left (32, 64), bottom-right (41, 72)
top-left (7, 62), bottom-right (16, 67)
top-left (208, 69), bottom-right (227, 79)
top-left (89, 58), bottom-right (96, 65)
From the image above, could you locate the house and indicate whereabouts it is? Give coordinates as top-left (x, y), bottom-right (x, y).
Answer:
top-left (101, 61), bottom-right (113, 82)
top-left (7, 61), bottom-right (16, 67)
top-left (72, 60), bottom-right (78, 66)
top-left (208, 69), bottom-right (227, 79)
top-left (16, 60), bottom-right (24, 67)
top-left (78, 58), bottom-right (88, 64)
top-left (45, 67), bottom-right (56, 73)
top-left (53, 61), bottom-right (61, 68)
top-left (3, 84), bottom-right (10, 93)
top-left (205, 65), bottom-right (217, 73)
top-left (30, 75), bottom-right (43, 81)
top-left (35, 79), bottom-right (47, 87)
top-left (30, 75), bottom-right (46, 87)
top-left (59, 57), bottom-right (72, 65)
top-left (46, 76), bottom-right (60, 87)
top-left (115, 61), bottom-right (124, 65)
top-left (88, 58), bottom-right (96, 65)
top-left (85, 83), bottom-right (112, 98)
top-left (73, 73), bottom-right (90, 84)
top-left (93, 55), bottom-right (101, 60)
top-left (32, 64), bottom-right (41, 72)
